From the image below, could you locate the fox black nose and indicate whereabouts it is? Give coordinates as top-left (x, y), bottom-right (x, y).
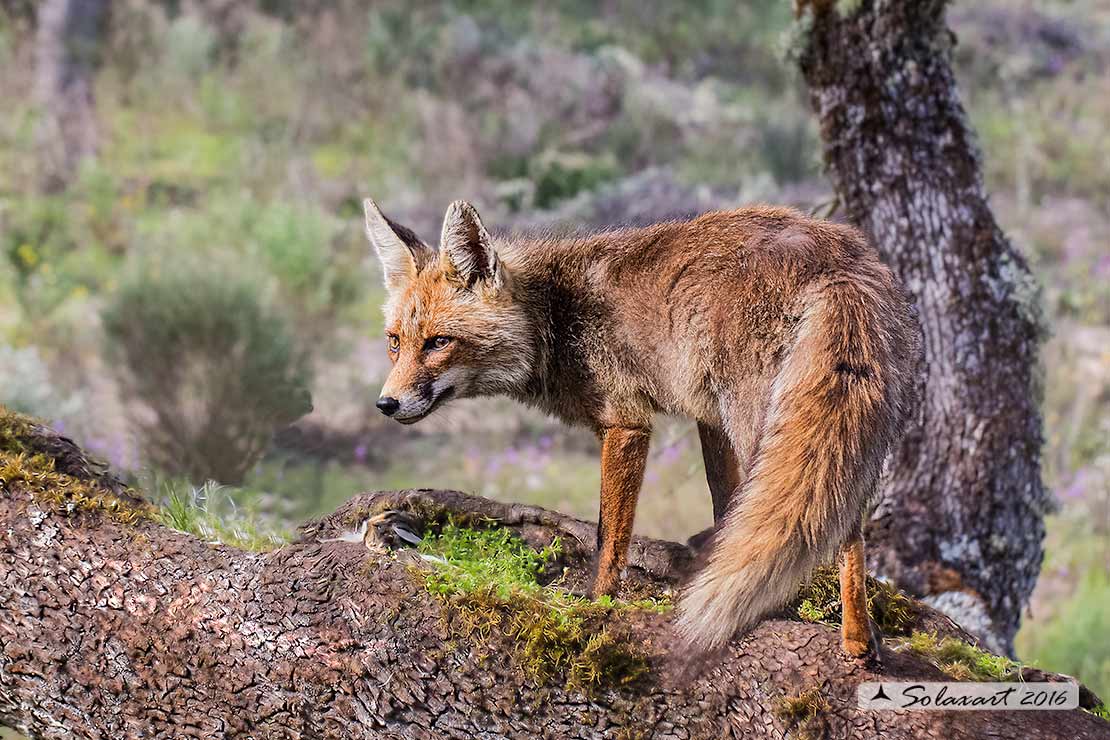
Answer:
top-left (376, 397), bottom-right (401, 416)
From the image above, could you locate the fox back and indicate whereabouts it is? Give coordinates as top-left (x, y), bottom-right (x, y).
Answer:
top-left (366, 201), bottom-right (909, 432)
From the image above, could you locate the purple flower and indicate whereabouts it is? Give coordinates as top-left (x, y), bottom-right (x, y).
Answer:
top-left (1060, 468), bottom-right (1098, 501)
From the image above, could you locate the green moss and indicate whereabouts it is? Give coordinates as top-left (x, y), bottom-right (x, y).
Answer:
top-left (789, 566), bottom-right (918, 635)
top-left (0, 407), bottom-right (150, 525)
top-left (893, 631), bottom-right (1022, 681)
top-left (419, 520), bottom-right (561, 597)
top-left (1, 452), bottom-right (149, 525)
top-left (3, 407), bottom-right (295, 547)
top-left (416, 520), bottom-right (667, 690)
top-left (0, 406), bottom-right (34, 455)
top-left (773, 686), bottom-right (829, 740)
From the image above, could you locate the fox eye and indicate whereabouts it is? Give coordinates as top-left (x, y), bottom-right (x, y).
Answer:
top-left (387, 334), bottom-right (400, 353)
top-left (424, 336), bottom-right (453, 351)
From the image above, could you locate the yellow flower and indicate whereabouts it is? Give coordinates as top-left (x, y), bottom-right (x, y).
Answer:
top-left (16, 243), bottom-right (39, 268)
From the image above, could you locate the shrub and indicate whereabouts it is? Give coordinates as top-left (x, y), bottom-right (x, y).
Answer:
top-left (137, 196), bottom-right (361, 330)
top-left (531, 150), bottom-right (619, 209)
top-left (2, 196), bottom-right (76, 316)
top-left (1019, 563), bottom-right (1110, 700)
top-left (754, 103), bottom-right (820, 185)
top-left (102, 263), bottom-right (312, 484)
top-left (1, 168), bottom-right (131, 320)
top-left (0, 344), bottom-right (83, 421)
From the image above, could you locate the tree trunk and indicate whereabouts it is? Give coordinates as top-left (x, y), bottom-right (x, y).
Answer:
top-left (2, 419), bottom-right (1105, 739)
top-left (34, 0), bottom-right (110, 191)
top-left (797, 0), bottom-right (1050, 655)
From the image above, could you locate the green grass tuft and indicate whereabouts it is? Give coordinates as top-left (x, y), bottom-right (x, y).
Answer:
top-left (893, 631), bottom-right (1022, 681)
top-left (155, 479), bottom-right (290, 551)
top-left (416, 519), bottom-right (668, 690)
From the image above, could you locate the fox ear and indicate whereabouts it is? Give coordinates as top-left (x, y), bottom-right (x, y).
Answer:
top-left (363, 198), bottom-right (434, 291)
top-left (439, 200), bottom-right (502, 291)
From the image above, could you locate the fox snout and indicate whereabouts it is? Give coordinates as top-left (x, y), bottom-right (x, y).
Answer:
top-left (376, 374), bottom-right (458, 425)
top-left (375, 387), bottom-right (429, 424)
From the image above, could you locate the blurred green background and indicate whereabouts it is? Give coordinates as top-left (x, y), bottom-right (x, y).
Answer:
top-left (0, 0), bottom-right (1108, 700)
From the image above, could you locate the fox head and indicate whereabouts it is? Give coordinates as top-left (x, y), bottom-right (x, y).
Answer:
top-left (363, 198), bottom-right (535, 424)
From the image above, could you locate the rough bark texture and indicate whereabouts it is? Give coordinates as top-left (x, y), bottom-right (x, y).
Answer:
top-left (797, 0), bottom-right (1050, 654)
top-left (34, 0), bottom-right (110, 190)
top-left (2, 425), bottom-right (1106, 739)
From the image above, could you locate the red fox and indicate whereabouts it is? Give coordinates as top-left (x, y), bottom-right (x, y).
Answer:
top-left (362, 198), bottom-right (918, 658)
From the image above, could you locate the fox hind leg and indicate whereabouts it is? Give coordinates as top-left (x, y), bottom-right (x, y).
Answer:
top-left (686, 421), bottom-right (745, 552)
top-left (696, 421), bottom-right (744, 524)
top-left (839, 526), bottom-right (879, 659)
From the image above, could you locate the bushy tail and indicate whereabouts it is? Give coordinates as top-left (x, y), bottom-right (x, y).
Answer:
top-left (675, 275), bottom-right (915, 652)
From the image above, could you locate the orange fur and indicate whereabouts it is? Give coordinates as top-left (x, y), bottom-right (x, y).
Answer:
top-left (839, 529), bottom-right (872, 657)
top-left (363, 199), bottom-right (919, 657)
top-left (674, 276), bottom-right (916, 653)
top-left (594, 426), bottom-right (651, 598)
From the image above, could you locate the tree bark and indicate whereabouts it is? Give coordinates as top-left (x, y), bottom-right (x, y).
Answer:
top-left (2, 422), bottom-right (1105, 739)
top-left (797, 0), bottom-right (1050, 655)
top-left (34, 0), bottom-right (110, 191)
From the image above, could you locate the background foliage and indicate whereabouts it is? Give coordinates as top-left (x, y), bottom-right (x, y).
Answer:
top-left (0, 0), bottom-right (1107, 699)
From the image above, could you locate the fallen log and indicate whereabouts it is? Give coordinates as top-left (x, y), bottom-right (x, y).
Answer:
top-left (1, 413), bottom-right (1106, 739)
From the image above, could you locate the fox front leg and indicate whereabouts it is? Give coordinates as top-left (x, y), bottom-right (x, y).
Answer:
top-left (591, 426), bottom-right (651, 599)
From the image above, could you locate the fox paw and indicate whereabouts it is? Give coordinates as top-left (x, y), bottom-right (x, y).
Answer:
top-left (842, 637), bottom-right (871, 658)
top-left (842, 637), bottom-right (883, 668)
